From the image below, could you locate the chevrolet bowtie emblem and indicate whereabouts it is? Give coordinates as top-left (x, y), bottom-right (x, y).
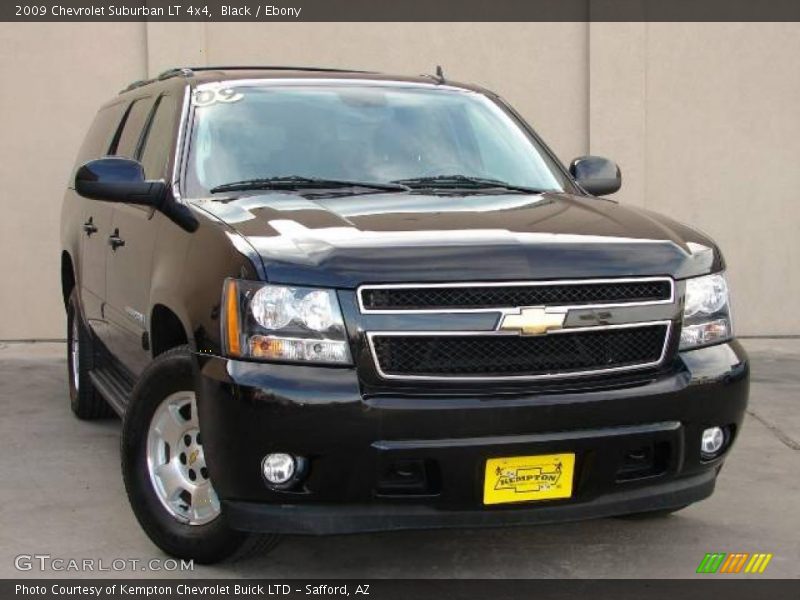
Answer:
top-left (499, 307), bottom-right (568, 335)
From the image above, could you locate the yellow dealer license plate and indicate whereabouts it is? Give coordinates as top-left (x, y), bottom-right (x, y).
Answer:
top-left (483, 453), bottom-right (575, 505)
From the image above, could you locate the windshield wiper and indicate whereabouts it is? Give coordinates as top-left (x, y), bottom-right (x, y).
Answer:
top-left (210, 176), bottom-right (410, 194)
top-left (392, 174), bottom-right (547, 194)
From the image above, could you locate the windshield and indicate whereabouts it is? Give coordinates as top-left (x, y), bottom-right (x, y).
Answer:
top-left (184, 83), bottom-right (570, 197)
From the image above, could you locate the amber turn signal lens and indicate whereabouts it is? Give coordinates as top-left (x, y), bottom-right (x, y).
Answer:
top-left (250, 336), bottom-right (284, 358)
top-left (224, 280), bottom-right (241, 356)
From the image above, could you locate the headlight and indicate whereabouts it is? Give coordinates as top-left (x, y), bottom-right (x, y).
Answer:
top-left (680, 272), bottom-right (733, 350)
top-left (222, 279), bottom-right (351, 364)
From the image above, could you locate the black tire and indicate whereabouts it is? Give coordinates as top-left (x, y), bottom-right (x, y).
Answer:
top-left (67, 289), bottom-right (114, 420)
top-left (121, 345), bottom-right (280, 564)
top-left (615, 505), bottom-right (689, 520)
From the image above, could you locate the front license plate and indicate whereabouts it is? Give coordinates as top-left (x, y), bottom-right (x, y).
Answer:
top-left (483, 453), bottom-right (575, 505)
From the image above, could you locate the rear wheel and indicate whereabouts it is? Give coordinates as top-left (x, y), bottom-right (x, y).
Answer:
top-left (67, 289), bottom-right (114, 419)
top-left (121, 345), bottom-right (279, 563)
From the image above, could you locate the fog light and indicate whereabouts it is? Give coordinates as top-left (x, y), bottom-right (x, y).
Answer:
top-left (701, 427), bottom-right (726, 458)
top-left (262, 453), bottom-right (296, 484)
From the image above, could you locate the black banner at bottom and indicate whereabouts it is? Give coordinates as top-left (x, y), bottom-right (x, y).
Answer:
top-left (4, 579), bottom-right (800, 600)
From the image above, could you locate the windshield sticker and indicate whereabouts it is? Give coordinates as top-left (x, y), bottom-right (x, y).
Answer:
top-left (192, 88), bottom-right (244, 107)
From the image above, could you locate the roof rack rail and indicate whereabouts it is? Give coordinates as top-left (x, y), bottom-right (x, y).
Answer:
top-left (120, 65), bottom-right (374, 94)
top-left (119, 79), bottom-right (150, 94)
top-left (188, 65), bottom-right (375, 74)
top-left (157, 67), bottom-right (195, 80)
top-left (119, 67), bottom-right (195, 94)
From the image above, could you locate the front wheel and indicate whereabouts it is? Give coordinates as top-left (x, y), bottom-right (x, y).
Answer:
top-left (121, 346), bottom-right (279, 563)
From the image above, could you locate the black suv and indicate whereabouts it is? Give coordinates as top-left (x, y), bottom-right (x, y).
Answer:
top-left (61, 66), bottom-right (748, 563)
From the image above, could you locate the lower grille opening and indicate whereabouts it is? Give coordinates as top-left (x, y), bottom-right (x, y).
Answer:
top-left (371, 324), bottom-right (669, 379)
top-left (615, 442), bottom-right (670, 482)
top-left (375, 459), bottom-right (441, 497)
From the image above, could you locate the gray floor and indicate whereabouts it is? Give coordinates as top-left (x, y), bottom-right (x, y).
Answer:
top-left (0, 340), bottom-right (797, 579)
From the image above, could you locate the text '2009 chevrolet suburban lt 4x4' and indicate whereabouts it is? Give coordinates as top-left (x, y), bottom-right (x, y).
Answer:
top-left (60, 66), bottom-right (749, 563)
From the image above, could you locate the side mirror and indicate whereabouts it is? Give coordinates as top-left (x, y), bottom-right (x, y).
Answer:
top-left (569, 156), bottom-right (621, 196)
top-left (75, 157), bottom-right (166, 207)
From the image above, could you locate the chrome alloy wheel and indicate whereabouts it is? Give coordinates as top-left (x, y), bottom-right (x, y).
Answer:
top-left (70, 317), bottom-right (80, 392)
top-left (146, 391), bottom-right (221, 525)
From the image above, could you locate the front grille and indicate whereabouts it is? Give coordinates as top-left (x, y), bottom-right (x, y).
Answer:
top-left (360, 279), bottom-right (672, 311)
top-left (370, 324), bottom-right (669, 379)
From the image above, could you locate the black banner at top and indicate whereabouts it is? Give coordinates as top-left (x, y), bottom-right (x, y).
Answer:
top-left (5, 0), bottom-right (800, 22)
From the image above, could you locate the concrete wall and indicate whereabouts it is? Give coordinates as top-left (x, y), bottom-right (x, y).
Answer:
top-left (0, 22), bottom-right (796, 338)
top-left (589, 22), bottom-right (800, 337)
top-left (0, 23), bottom-right (147, 340)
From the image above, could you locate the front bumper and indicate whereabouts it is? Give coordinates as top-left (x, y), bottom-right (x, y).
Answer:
top-left (196, 341), bottom-right (748, 535)
top-left (226, 469), bottom-right (716, 535)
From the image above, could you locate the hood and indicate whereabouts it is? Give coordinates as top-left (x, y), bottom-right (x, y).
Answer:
top-left (191, 191), bottom-right (723, 288)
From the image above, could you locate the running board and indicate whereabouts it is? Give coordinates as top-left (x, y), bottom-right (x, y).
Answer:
top-left (89, 365), bottom-right (134, 417)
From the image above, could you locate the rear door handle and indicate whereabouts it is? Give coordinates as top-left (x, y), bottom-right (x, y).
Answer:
top-left (108, 229), bottom-right (125, 250)
top-left (82, 218), bottom-right (98, 235)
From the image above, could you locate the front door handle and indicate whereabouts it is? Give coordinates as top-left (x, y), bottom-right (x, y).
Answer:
top-left (82, 218), bottom-right (98, 236)
top-left (108, 229), bottom-right (125, 250)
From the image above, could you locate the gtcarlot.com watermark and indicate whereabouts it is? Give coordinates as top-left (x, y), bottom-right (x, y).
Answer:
top-left (14, 554), bottom-right (193, 572)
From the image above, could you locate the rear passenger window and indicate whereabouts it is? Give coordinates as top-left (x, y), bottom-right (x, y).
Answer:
top-left (113, 98), bottom-right (154, 159)
top-left (139, 95), bottom-right (179, 179)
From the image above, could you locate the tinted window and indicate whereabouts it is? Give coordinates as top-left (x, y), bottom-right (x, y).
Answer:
top-left (139, 95), bottom-right (179, 179)
top-left (186, 85), bottom-right (568, 196)
top-left (114, 98), bottom-right (154, 159)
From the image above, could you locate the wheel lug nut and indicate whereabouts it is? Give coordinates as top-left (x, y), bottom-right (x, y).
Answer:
top-left (179, 453), bottom-right (187, 465)
top-left (183, 434), bottom-right (192, 446)
top-left (201, 467), bottom-right (209, 479)
top-left (188, 469), bottom-right (196, 481)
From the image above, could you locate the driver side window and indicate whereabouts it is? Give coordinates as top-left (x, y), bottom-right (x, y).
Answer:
top-left (111, 98), bottom-right (154, 159)
top-left (138, 95), bottom-right (179, 180)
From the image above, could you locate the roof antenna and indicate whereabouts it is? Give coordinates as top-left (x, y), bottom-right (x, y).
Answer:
top-left (435, 65), bottom-right (446, 84)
